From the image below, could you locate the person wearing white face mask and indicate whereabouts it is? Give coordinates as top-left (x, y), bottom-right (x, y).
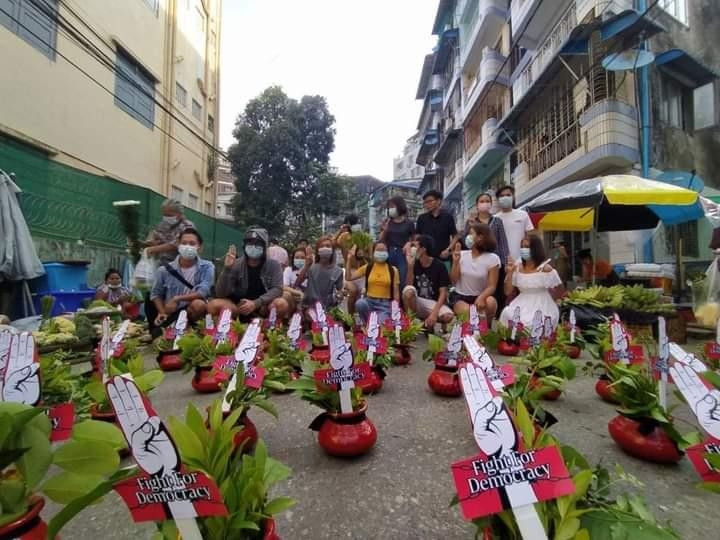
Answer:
top-left (295, 236), bottom-right (344, 315)
top-left (500, 235), bottom-right (564, 329)
top-left (380, 196), bottom-right (415, 289)
top-left (144, 198), bottom-right (195, 264)
top-left (209, 227), bottom-right (287, 322)
top-left (95, 268), bottom-right (134, 316)
top-left (345, 241), bottom-right (400, 324)
top-left (494, 185), bottom-right (534, 263)
top-left (148, 228), bottom-right (214, 338)
top-left (475, 192), bottom-right (510, 317)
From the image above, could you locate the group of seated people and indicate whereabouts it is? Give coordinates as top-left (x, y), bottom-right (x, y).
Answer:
top-left (96, 214), bottom-right (568, 340)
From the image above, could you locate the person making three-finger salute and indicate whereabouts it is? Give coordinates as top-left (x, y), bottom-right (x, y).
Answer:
top-left (345, 241), bottom-right (400, 324)
top-left (209, 227), bottom-right (288, 321)
top-left (449, 223), bottom-right (500, 320)
top-left (295, 236), bottom-right (345, 314)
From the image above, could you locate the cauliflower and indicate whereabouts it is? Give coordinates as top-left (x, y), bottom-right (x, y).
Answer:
top-left (52, 317), bottom-right (76, 334)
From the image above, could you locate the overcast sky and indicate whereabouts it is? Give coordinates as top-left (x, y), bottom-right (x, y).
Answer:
top-left (219, 0), bottom-right (438, 181)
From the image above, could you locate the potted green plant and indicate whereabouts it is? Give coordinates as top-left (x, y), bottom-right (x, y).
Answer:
top-left (481, 324), bottom-right (526, 357)
top-left (383, 313), bottom-right (423, 366)
top-left (0, 402), bottom-right (127, 539)
top-left (216, 367), bottom-right (285, 454)
top-left (158, 401), bottom-right (295, 540)
top-left (39, 350), bottom-right (93, 422)
top-left (286, 358), bottom-right (377, 457)
top-left (154, 332), bottom-right (184, 372)
top-left (551, 320), bottom-right (586, 359)
top-left (500, 372), bottom-right (559, 442)
top-left (177, 333), bottom-right (234, 393)
top-left (260, 328), bottom-right (308, 389)
top-left (517, 345), bottom-right (577, 400)
top-left (423, 334), bottom-right (465, 397)
top-left (605, 362), bottom-right (697, 464)
top-left (352, 347), bottom-right (393, 395)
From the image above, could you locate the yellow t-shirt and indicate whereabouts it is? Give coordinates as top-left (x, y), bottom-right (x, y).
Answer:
top-left (356, 263), bottom-right (400, 299)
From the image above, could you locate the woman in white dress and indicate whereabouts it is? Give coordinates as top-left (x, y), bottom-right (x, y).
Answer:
top-left (500, 236), bottom-right (564, 328)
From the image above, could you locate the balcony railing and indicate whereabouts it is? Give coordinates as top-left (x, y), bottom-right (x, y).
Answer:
top-left (464, 48), bottom-right (506, 107)
top-left (513, 4), bottom-right (577, 103)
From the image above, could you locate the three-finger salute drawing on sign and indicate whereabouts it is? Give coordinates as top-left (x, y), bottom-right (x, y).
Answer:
top-left (108, 376), bottom-right (227, 532)
top-left (1, 332), bottom-right (40, 405)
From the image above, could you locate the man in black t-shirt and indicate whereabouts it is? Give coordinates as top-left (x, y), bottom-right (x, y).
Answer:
top-left (415, 190), bottom-right (458, 262)
top-left (402, 235), bottom-right (454, 329)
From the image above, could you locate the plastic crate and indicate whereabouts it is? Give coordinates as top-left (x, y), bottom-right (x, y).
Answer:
top-left (33, 290), bottom-right (95, 316)
top-left (34, 262), bottom-right (90, 292)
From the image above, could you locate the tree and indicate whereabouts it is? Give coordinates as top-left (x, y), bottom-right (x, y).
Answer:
top-left (229, 86), bottom-right (348, 243)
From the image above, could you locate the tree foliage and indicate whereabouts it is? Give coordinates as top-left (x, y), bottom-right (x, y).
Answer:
top-left (228, 86), bottom-right (353, 243)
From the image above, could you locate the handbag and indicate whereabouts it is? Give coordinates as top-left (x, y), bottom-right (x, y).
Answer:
top-left (132, 252), bottom-right (157, 286)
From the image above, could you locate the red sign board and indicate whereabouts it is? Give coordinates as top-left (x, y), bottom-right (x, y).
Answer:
top-left (46, 402), bottom-right (74, 442)
top-left (603, 345), bottom-right (644, 365)
top-left (314, 363), bottom-right (372, 391)
top-left (687, 438), bottom-right (720, 483)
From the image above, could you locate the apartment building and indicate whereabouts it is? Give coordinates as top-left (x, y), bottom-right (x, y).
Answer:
top-left (215, 153), bottom-right (235, 221)
top-left (393, 132), bottom-right (425, 180)
top-left (0, 0), bottom-right (221, 213)
top-left (414, 0), bottom-right (718, 265)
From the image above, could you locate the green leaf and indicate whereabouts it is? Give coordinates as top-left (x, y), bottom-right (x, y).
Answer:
top-left (0, 477), bottom-right (28, 514)
top-left (167, 417), bottom-right (205, 463)
top-left (555, 517), bottom-right (581, 540)
top-left (135, 370), bottom-right (164, 393)
top-left (84, 380), bottom-right (108, 404)
top-left (41, 471), bottom-right (105, 504)
top-left (185, 403), bottom-right (208, 442)
top-left (697, 481), bottom-right (720, 493)
top-left (263, 496), bottom-right (296, 516)
top-left (52, 440), bottom-right (120, 475)
top-left (705, 453), bottom-right (720, 470)
top-left (561, 445), bottom-right (590, 471)
top-left (251, 398), bottom-right (279, 419)
top-left (700, 370), bottom-right (720, 390)
top-left (514, 399), bottom-right (535, 448)
top-left (72, 419), bottom-right (127, 451)
top-left (17, 424), bottom-right (53, 490)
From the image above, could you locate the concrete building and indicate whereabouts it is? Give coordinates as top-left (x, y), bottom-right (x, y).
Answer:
top-left (215, 153), bottom-right (235, 221)
top-left (393, 132), bottom-right (424, 180)
top-left (413, 0), bottom-right (719, 267)
top-left (0, 0), bottom-right (222, 213)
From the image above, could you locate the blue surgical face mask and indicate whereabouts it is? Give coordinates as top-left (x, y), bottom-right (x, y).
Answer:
top-left (374, 251), bottom-right (388, 263)
top-left (465, 235), bottom-right (475, 249)
top-left (245, 245), bottom-right (264, 259)
top-left (318, 247), bottom-right (333, 259)
top-left (498, 196), bottom-right (513, 209)
top-left (519, 247), bottom-right (531, 260)
top-left (293, 259), bottom-right (305, 270)
top-left (163, 215), bottom-right (179, 225)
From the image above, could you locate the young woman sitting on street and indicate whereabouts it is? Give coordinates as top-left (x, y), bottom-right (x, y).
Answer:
top-left (449, 223), bottom-right (500, 320)
top-left (500, 235), bottom-right (563, 328)
top-left (95, 268), bottom-right (134, 317)
top-left (345, 241), bottom-right (400, 324)
top-left (294, 236), bottom-right (344, 316)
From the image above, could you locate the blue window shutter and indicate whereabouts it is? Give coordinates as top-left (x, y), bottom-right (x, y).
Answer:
top-left (0, 0), bottom-right (21, 32)
top-left (114, 50), bottom-right (155, 129)
top-left (18, 0), bottom-right (57, 59)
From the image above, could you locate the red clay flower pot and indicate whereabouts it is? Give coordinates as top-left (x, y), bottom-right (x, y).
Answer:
top-left (607, 415), bottom-right (682, 464)
top-left (192, 366), bottom-right (222, 394)
top-left (310, 344), bottom-right (330, 363)
top-left (357, 366), bottom-right (384, 395)
top-left (124, 302), bottom-right (141, 320)
top-left (393, 344), bottom-right (412, 365)
top-left (565, 344), bottom-right (581, 359)
top-left (263, 518), bottom-right (280, 540)
top-left (497, 340), bottom-right (519, 357)
top-left (215, 410), bottom-right (258, 454)
top-left (316, 402), bottom-right (377, 457)
top-left (428, 362), bottom-right (462, 397)
top-left (0, 496), bottom-right (49, 540)
top-left (595, 376), bottom-right (619, 404)
top-left (157, 350), bottom-right (183, 372)
top-left (529, 376), bottom-right (562, 401)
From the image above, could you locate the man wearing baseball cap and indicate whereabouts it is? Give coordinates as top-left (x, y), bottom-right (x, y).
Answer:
top-left (208, 226), bottom-right (288, 320)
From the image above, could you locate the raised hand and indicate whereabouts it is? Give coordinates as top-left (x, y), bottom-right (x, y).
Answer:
top-left (391, 300), bottom-right (402, 326)
top-left (569, 309), bottom-right (577, 342)
top-left (234, 320), bottom-right (261, 370)
top-left (669, 343), bottom-right (707, 373)
top-left (460, 363), bottom-right (517, 456)
top-left (2, 333), bottom-right (40, 405)
top-left (530, 311), bottom-right (543, 341)
top-left (315, 302), bottom-right (327, 327)
top-left (107, 376), bottom-right (179, 476)
top-left (224, 245), bottom-right (238, 268)
top-left (452, 242), bottom-right (462, 262)
top-left (329, 325), bottom-right (353, 371)
top-left (287, 313), bottom-right (302, 343)
top-left (543, 317), bottom-right (554, 339)
top-left (267, 306), bottom-right (278, 328)
top-left (367, 312), bottom-right (380, 340)
top-left (204, 314), bottom-right (214, 331)
top-left (463, 336), bottom-right (493, 371)
top-left (610, 317), bottom-right (628, 355)
top-left (217, 309), bottom-right (232, 335)
top-left (112, 320), bottom-right (130, 350)
top-left (469, 304), bottom-right (479, 328)
top-left (173, 310), bottom-right (188, 349)
top-left (671, 362), bottom-right (720, 439)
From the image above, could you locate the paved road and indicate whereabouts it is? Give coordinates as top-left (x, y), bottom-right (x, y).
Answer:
top-left (48, 338), bottom-right (718, 539)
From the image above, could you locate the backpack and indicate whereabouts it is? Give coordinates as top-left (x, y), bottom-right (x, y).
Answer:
top-left (365, 261), bottom-right (396, 297)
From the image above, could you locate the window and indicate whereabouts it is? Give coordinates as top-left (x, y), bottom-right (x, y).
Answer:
top-left (142, 0), bottom-right (159, 16)
top-left (207, 114), bottom-right (215, 132)
top-left (204, 201), bottom-right (212, 215)
top-left (666, 221), bottom-right (698, 258)
top-left (188, 193), bottom-right (199, 210)
top-left (0, 0), bottom-right (58, 59)
top-left (694, 83), bottom-right (716, 130)
top-left (192, 99), bottom-right (202, 121)
top-left (171, 185), bottom-right (183, 203)
top-left (659, 75), bottom-right (686, 129)
top-left (175, 82), bottom-right (187, 106)
top-left (115, 49), bottom-right (155, 128)
top-left (659, 0), bottom-right (688, 26)
top-left (195, 7), bottom-right (205, 34)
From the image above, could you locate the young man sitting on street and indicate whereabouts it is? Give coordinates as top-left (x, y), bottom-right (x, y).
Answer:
top-left (149, 228), bottom-right (214, 338)
top-left (208, 227), bottom-right (289, 321)
top-left (402, 235), bottom-right (454, 331)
